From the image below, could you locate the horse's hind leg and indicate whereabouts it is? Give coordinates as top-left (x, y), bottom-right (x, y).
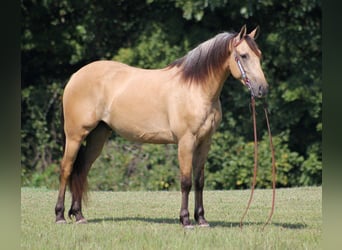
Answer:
top-left (68, 122), bottom-right (111, 223)
top-left (55, 136), bottom-right (84, 223)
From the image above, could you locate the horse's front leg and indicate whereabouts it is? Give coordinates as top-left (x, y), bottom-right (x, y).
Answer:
top-left (177, 135), bottom-right (196, 228)
top-left (193, 140), bottom-right (211, 227)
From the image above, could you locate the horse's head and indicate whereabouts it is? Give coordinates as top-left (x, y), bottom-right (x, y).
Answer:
top-left (229, 25), bottom-right (268, 98)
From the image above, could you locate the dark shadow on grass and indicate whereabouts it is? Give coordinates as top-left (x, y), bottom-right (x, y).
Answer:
top-left (272, 222), bottom-right (307, 229)
top-left (87, 217), bottom-right (307, 229)
top-left (88, 216), bottom-right (178, 225)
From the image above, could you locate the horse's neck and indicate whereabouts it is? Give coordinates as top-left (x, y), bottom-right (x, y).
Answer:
top-left (203, 70), bottom-right (230, 102)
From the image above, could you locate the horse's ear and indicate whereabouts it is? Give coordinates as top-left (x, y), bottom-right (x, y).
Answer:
top-left (238, 25), bottom-right (247, 39)
top-left (233, 25), bottom-right (247, 46)
top-left (248, 26), bottom-right (260, 40)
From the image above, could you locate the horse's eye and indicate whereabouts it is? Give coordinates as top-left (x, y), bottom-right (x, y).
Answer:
top-left (240, 54), bottom-right (248, 60)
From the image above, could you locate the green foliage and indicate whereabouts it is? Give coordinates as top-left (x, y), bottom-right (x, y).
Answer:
top-left (21, 82), bottom-right (63, 186)
top-left (205, 130), bottom-right (306, 190)
top-left (26, 163), bottom-right (60, 189)
top-left (174, 0), bottom-right (229, 21)
top-left (299, 143), bottom-right (322, 186)
top-left (113, 24), bottom-right (187, 69)
top-left (21, 0), bottom-right (321, 190)
top-left (88, 139), bottom-right (179, 191)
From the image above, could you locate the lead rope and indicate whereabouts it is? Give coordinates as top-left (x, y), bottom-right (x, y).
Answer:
top-left (239, 96), bottom-right (277, 230)
top-left (239, 96), bottom-right (258, 229)
top-left (262, 101), bottom-right (277, 230)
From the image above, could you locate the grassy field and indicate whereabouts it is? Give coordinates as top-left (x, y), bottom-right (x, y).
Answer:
top-left (21, 187), bottom-right (321, 249)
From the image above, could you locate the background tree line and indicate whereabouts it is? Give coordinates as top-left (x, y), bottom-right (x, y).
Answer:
top-left (21, 0), bottom-right (321, 191)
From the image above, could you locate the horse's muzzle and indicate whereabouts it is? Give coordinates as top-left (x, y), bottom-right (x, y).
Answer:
top-left (251, 84), bottom-right (268, 98)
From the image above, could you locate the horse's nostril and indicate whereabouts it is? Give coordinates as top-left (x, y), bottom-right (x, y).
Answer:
top-left (258, 86), bottom-right (263, 96)
top-left (258, 85), bottom-right (268, 97)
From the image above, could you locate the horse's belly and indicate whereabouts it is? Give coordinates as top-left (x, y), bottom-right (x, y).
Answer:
top-left (115, 125), bottom-right (176, 144)
top-left (123, 129), bottom-right (176, 144)
top-left (104, 110), bottom-right (176, 144)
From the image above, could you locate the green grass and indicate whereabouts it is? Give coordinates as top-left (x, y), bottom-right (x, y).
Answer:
top-left (21, 187), bottom-right (321, 249)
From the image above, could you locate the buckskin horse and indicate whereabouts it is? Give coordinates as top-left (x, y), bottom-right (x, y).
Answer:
top-left (55, 25), bottom-right (268, 228)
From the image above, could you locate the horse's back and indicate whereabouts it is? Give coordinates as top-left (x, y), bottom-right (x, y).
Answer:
top-left (66, 60), bottom-right (133, 89)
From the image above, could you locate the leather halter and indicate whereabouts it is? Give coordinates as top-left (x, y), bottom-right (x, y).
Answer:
top-left (234, 40), bottom-right (253, 95)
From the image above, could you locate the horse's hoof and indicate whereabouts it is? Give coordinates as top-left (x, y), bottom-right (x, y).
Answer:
top-left (56, 219), bottom-right (67, 224)
top-left (76, 218), bottom-right (88, 224)
top-left (198, 222), bottom-right (210, 228)
top-left (183, 224), bottom-right (194, 230)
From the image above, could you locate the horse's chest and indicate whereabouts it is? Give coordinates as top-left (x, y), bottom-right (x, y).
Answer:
top-left (196, 108), bottom-right (222, 139)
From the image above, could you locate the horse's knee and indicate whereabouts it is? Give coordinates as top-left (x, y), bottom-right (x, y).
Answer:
top-left (180, 176), bottom-right (192, 193)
